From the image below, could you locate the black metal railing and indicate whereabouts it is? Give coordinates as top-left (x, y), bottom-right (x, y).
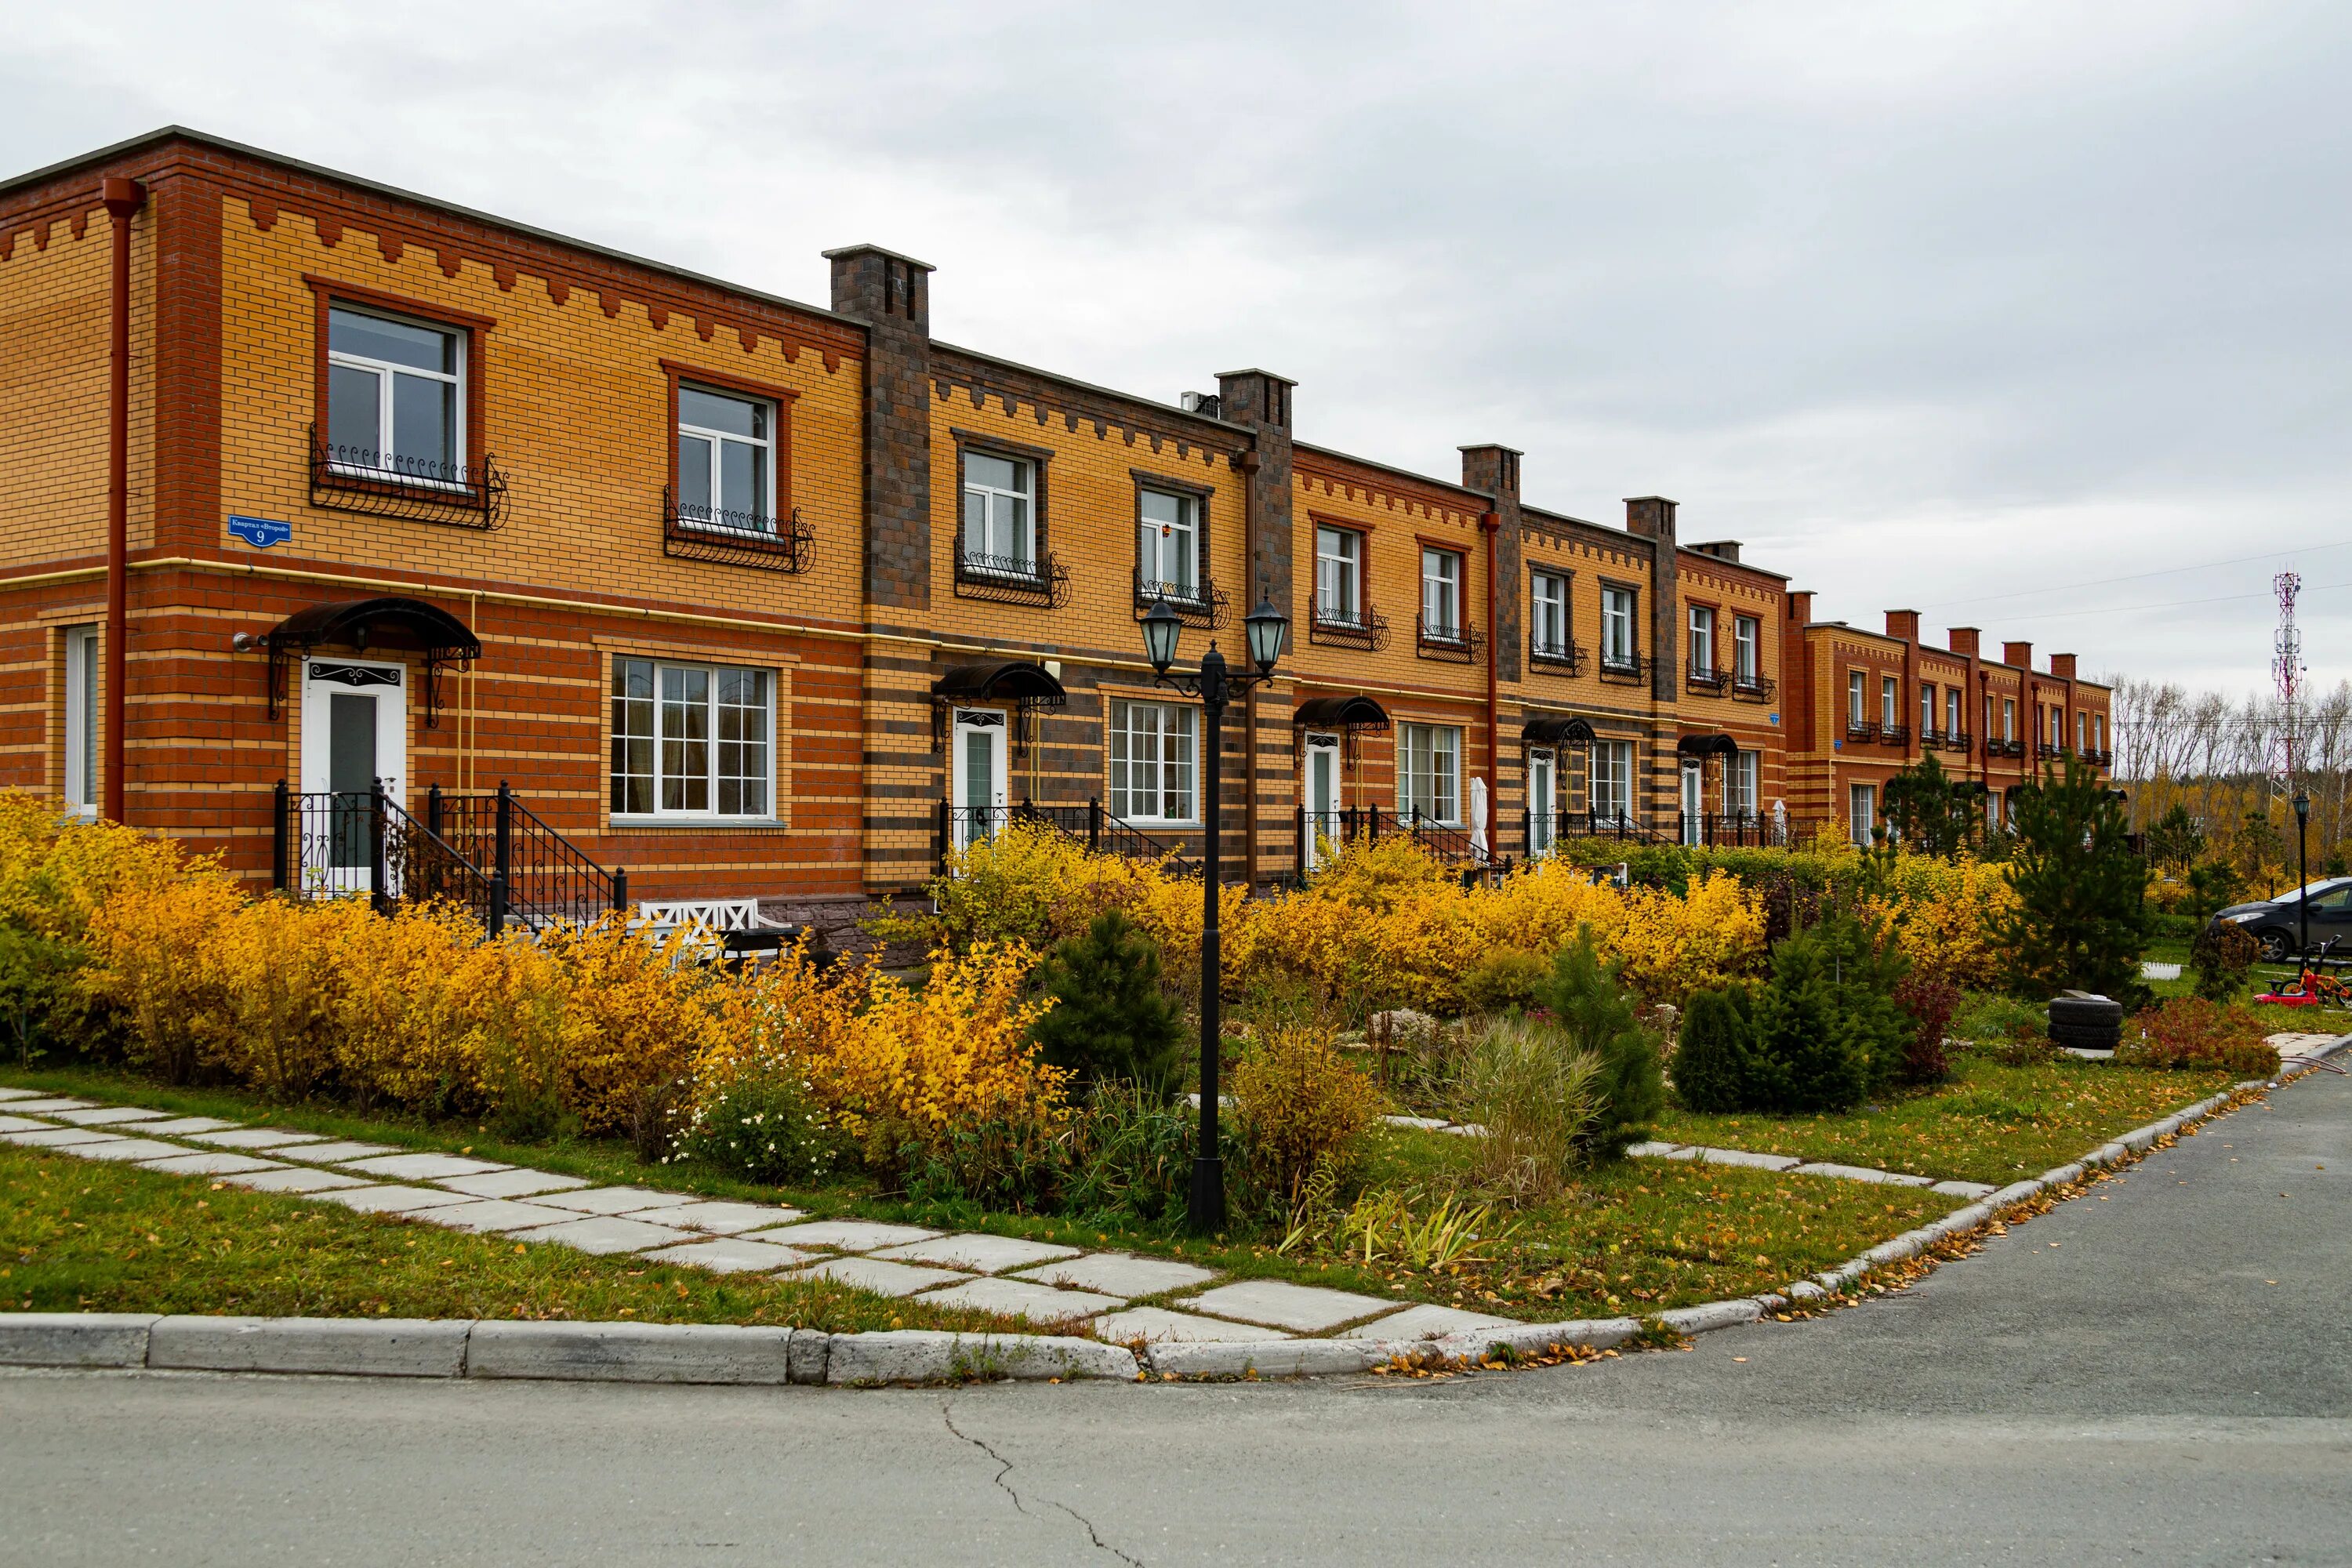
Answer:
top-left (1731, 672), bottom-right (1776, 702)
top-left (953, 549), bottom-right (1071, 607)
top-left (428, 782), bottom-right (627, 931)
top-left (308, 424), bottom-right (506, 530)
top-left (1597, 649), bottom-right (1645, 682)
top-left (1309, 604), bottom-right (1389, 652)
top-left (1674, 811), bottom-right (1808, 848)
top-left (1295, 804), bottom-right (1388, 875)
top-left (1414, 615), bottom-right (1483, 664)
top-left (1532, 808), bottom-right (1666, 845)
top-left (272, 780), bottom-right (499, 927)
top-left (1528, 636), bottom-right (1585, 673)
top-left (662, 487), bottom-right (813, 572)
top-left (1986, 736), bottom-right (2026, 758)
top-left (1134, 572), bottom-right (1229, 629)
top-left (1685, 666), bottom-right (1729, 694)
top-left (938, 797), bottom-right (1197, 875)
top-left (1879, 723), bottom-right (1912, 746)
top-left (1847, 720), bottom-right (1878, 742)
top-left (1405, 808), bottom-right (1478, 863)
top-left (2038, 742), bottom-right (2067, 760)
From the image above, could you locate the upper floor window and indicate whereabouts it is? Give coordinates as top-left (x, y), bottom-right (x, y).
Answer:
top-left (1530, 571), bottom-right (1569, 655)
top-left (2096, 713), bottom-right (2107, 750)
top-left (961, 452), bottom-right (1033, 569)
top-left (1600, 587), bottom-right (1637, 667)
top-left (1687, 606), bottom-right (1716, 675)
top-left (2075, 710), bottom-right (2085, 750)
top-left (1733, 615), bottom-right (1759, 682)
top-left (1920, 681), bottom-right (1936, 735)
top-left (2002, 698), bottom-right (2016, 740)
top-left (676, 385), bottom-right (775, 528)
top-left (326, 306), bottom-right (462, 479)
top-left (1316, 525), bottom-right (1363, 623)
top-left (1421, 548), bottom-right (1462, 636)
top-left (1138, 488), bottom-right (1199, 600)
top-left (1108, 699), bottom-right (1197, 825)
top-left (1946, 688), bottom-right (1962, 736)
top-left (610, 656), bottom-right (773, 820)
top-left (1881, 675), bottom-right (1899, 730)
top-left (1849, 670), bottom-right (1867, 725)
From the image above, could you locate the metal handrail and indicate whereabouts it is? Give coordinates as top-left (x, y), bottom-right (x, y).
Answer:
top-left (427, 782), bottom-right (626, 931)
top-left (273, 780), bottom-right (500, 928)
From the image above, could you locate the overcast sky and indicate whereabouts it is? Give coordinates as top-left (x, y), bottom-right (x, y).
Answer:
top-left (8, 1), bottom-right (2347, 696)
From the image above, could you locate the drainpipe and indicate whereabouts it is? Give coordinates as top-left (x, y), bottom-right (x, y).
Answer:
top-left (1481, 510), bottom-right (1501, 864)
top-left (1237, 448), bottom-right (1262, 884)
top-left (101, 176), bottom-right (146, 826)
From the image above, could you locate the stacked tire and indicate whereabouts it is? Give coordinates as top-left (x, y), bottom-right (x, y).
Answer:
top-left (2048, 993), bottom-right (2124, 1052)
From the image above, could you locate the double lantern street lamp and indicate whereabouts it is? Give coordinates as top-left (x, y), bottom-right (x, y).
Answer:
top-left (1140, 592), bottom-right (1289, 1234)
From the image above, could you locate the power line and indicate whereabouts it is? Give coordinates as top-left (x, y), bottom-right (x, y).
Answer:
top-left (1918, 537), bottom-right (2352, 612)
top-left (1992, 579), bottom-right (2352, 627)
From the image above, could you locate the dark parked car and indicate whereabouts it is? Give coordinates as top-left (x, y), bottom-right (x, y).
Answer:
top-left (2209, 877), bottom-right (2352, 963)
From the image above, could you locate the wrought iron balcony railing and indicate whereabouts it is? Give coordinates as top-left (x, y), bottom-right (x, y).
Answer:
top-left (1414, 615), bottom-right (1484, 664)
top-left (1528, 636), bottom-right (1585, 674)
top-left (1879, 723), bottom-right (1912, 746)
top-left (1686, 665), bottom-right (1730, 694)
top-left (662, 488), bottom-right (813, 572)
top-left (1597, 648), bottom-right (1646, 683)
top-left (1309, 604), bottom-right (1389, 652)
top-left (308, 424), bottom-right (506, 530)
top-left (1133, 572), bottom-right (1229, 629)
top-left (1846, 720), bottom-right (1878, 742)
top-left (953, 548), bottom-right (1071, 608)
top-left (1730, 672), bottom-right (1776, 701)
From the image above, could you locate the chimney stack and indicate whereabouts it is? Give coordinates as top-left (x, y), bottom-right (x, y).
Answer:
top-left (1788, 589), bottom-right (1814, 624)
top-left (2002, 640), bottom-right (2033, 670)
top-left (1948, 626), bottom-right (1980, 658)
top-left (1626, 499), bottom-right (1679, 703)
top-left (1886, 609), bottom-right (1921, 644)
top-left (2049, 652), bottom-right (2077, 678)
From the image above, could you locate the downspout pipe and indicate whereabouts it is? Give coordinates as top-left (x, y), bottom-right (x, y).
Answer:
top-left (1481, 510), bottom-right (1501, 865)
top-left (101, 176), bottom-right (146, 826)
top-left (1237, 448), bottom-right (1262, 884)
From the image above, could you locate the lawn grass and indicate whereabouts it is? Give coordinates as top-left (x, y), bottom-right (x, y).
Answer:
top-left (0, 1145), bottom-right (1004, 1334)
top-left (1654, 1051), bottom-right (2233, 1185)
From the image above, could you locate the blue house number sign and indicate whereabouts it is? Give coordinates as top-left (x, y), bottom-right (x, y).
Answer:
top-left (227, 514), bottom-right (292, 549)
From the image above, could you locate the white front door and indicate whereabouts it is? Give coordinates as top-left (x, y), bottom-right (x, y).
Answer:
top-left (299, 659), bottom-right (407, 895)
top-left (951, 708), bottom-right (1008, 852)
top-left (1527, 748), bottom-right (1555, 856)
top-left (1304, 733), bottom-right (1340, 869)
top-left (1680, 761), bottom-right (1704, 845)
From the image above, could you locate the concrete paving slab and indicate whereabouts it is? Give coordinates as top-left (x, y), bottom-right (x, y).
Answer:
top-left (1340, 1302), bottom-right (1517, 1341)
top-left (780, 1255), bottom-right (969, 1298)
top-left (755, 1218), bottom-right (938, 1251)
top-left (0, 1116), bottom-right (49, 1133)
top-left (527, 1185), bottom-right (696, 1216)
top-left (637, 1237), bottom-right (815, 1273)
top-left (435, 1168), bottom-right (592, 1200)
top-left (1011, 1252), bottom-right (1218, 1298)
top-left (1624, 1140), bottom-right (1688, 1158)
top-left (2, 1098), bottom-right (96, 1112)
top-left (308, 1185), bottom-right (479, 1214)
top-left (1791, 1161), bottom-right (1937, 1186)
top-left (0, 1087), bottom-right (46, 1102)
top-left (341, 1152), bottom-right (509, 1181)
top-left (51, 1106), bottom-right (172, 1126)
top-left (136, 1151), bottom-right (288, 1177)
top-left (1691, 1146), bottom-right (1805, 1171)
top-left (1091, 1306), bottom-right (1294, 1344)
top-left (410, 1199), bottom-right (584, 1233)
top-left (873, 1232), bottom-right (1083, 1274)
top-left (2, 1127), bottom-right (125, 1149)
top-left (191, 1128), bottom-right (331, 1151)
top-left (61, 1138), bottom-right (191, 1163)
top-left (912, 1276), bottom-right (1123, 1323)
top-left (653, 1200), bottom-right (806, 1234)
top-left (134, 1116), bottom-right (239, 1135)
top-left (225, 1167), bottom-right (374, 1193)
top-left (505, 1214), bottom-right (695, 1254)
top-left (1180, 1279), bottom-right (1403, 1333)
top-left (289, 1140), bottom-right (401, 1163)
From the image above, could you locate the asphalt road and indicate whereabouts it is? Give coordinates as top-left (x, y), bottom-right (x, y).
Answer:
top-left (6, 1073), bottom-right (2348, 1567)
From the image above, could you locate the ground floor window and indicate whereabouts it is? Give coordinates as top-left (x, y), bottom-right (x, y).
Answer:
top-left (1591, 740), bottom-right (1635, 823)
top-left (611, 656), bottom-right (773, 818)
top-left (1849, 782), bottom-right (1878, 845)
top-left (1108, 699), bottom-right (1197, 824)
top-left (1399, 723), bottom-right (1461, 825)
top-left (1730, 749), bottom-right (1759, 815)
top-left (63, 624), bottom-right (97, 818)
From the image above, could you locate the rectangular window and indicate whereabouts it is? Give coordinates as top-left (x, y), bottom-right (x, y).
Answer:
top-left (1849, 782), bottom-right (1877, 846)
top-left (1849, 670), bottom-right (1867, 726)
top-left (676, 384), bottom-right (775, 528)
top-left (1732, 750), bottom-right (1759, 815)
top-left (1987, 788), bottom-right (2005, 829)
top-left (2003, 699), bottom-right (2016, 742)
top-left (1733, 615), bottom-right (1759, 683)
top-left (2096, 713), bottom-right (2107, 750)
top-left (1530, 571), bottom-right (1569, 657)
top-left (610, 656), bottom-right (772, 819)
top-left (1421, 548), bottom-right (1461, 637)
top-left (1600, 587), bottom-right (1637, 667)
top-left (1108, 699), bottom-right (1197, 824)
top-left (1315, 525), bottom-right (1362, 624)
top-left (63, 625), bottom-right (98, 817)
top-left (1590, 740), bottom-right (1635, 823)
top-left (1138, 488), bottom-right (1198, 599)
top-left (326, 305), bottom-right (462, 478)
top-left (1920, 682), bottom-right (1936, 737)
top-left (2075, 710), bottom-right (2085, 750)
top-left (1881, 675), bottom-right (1899, 731)
top-left (1947, 688), bottom-right (1962, 737)
top-left (1399, 723), bottom-right (1461, 825)
top-left (960, 452), bottom-right (1034, 569)
top-left (1686, 606), bottom-right (1715, 677)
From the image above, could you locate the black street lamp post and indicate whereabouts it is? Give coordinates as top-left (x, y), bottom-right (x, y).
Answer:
top-left (1141, 593), bottom-right (1288, 1234)
top-left (2294, 789), bottom-right (2311, 957)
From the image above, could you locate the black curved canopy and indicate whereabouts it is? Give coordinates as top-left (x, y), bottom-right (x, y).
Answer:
top-left (1523, 714), bottom-right (1598, 746)
top-left (1676, 733), bottom-right (1740, 760)
top-left (266, 596), bottom-right (481, 660)
top-left (931, 659), bottom-right (1066, 706)
top-left (1292, 694), bottom-right (1391, 731)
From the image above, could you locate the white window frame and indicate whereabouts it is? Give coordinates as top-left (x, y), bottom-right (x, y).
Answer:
top-left (1600, 587), bottom-right (1637, 667)
top-left (63, 624), bottom-right (98, 818)
top-left (1107, 699), bottom-right (1199, 826)
top-left (1849, 782), bottom-right (1877, 846)
top-left (675, 383), bottom-right (777, 528)
top-left (610, 655), bottom-right (776, 822)
top-left (2003, 699), bottom-right (2016, 742)
top-left (1687, 605), bottom-right (1715, 677)
top-left (1530, 571), bottom-right (1569, 657)
top-left (1421, 548), bottom-right (1462, 638)
top-left (1920, 681), bottom-right (1936, 737)
top-left (1849, 670), bottom-right (1867, 726)
top-left (1731, 750), bottom-right (1759, 816)
top-left (1881, 675), bottom-right (1899, 731)
top-left (1733, 615), bottom-right (1759, 683)
top-left (1947, 688), bottom-right (1962, 737)
top-left (1590, 740), bottom-right (1635, 824)
top-left (1138, 488), bottom-right (1199, 601)
top-left (960, 451), bottom-right (1035, 570)
top-left (325, 304), bottom-right (463, 481)
top-left (1399, 722), bottom-right (1462, 826)
top-left (1315, 525), bottom-right (1363, 625)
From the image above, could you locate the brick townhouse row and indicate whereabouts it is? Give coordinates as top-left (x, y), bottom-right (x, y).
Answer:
top-left (0, 129), bottom-right (2111, 936)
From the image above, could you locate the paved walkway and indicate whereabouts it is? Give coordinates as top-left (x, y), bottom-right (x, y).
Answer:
top-left (0, 1086), bottom-right (1512, 1348)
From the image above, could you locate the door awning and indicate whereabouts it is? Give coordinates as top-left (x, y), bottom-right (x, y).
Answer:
top-left (263, 597), bottom-right (480, 727)
top-left (1292, 694), bottom-right (1391, 732)
top-left (931, 659), bottom-right (1068, 708)
top-left (1676, 733), bottom-right (1740, 760)
top-left (1523, 714), bottom-right (1598, 746)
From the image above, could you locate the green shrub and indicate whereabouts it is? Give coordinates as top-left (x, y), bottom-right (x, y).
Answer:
top-left (1232, 1023), bottom-right (1384, 1210)
top-left (1757, 963), bottom-right (1869, 1112)
top-left (1769, 912), bottom-right (1914, 1098)
top-left (0, 924), bottom-right (82, 1069)
top-left (1450, 1014), bottom-right (1603, 1203)
top-left (1951, 990), bottom-right (2047, 1044)
top-left (1459, 948), bottom-right (1551, 1016)
top-left (1671, 983), bottom-right (1771, 1113)
top-left (1028, 911), bottom-right (1185, 1097)
top-left (1540, 927), bottom-right (1664, 1158)
top-left (1057, 1079), bottom-right (1194, 1223)
top-left (2189, 920), bottom-right (2259, 1004)
top-left (2118, 996), bottom-right (2281, 1078)
top-left (670, 1063), bottom-right (841, 1184)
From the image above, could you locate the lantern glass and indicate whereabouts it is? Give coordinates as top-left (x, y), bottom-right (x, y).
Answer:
top-left (1244, 598), bottom-right (1287, 674)
top-left (1141, 597), bottom-right (1182, 674)
top-left (2294, 790), bottom-right (2310, 825)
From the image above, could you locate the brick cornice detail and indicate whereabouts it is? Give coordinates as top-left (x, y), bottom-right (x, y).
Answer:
top-left (1293, 451), bottom-right (1484, 530)
top-left (930, 351), bottom-right (1244, 466)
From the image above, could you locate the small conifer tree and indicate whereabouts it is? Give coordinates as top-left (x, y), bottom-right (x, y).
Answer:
top-left (1991, 756), bottom-right (2154, 1003)
top-left (1029, 911), bottom-right (1186, 1098)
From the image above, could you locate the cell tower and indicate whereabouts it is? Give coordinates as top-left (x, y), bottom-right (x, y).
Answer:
top-left (2273, 569), bottom-right (2305, 792)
